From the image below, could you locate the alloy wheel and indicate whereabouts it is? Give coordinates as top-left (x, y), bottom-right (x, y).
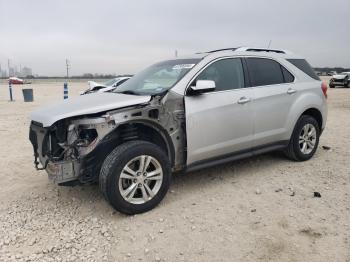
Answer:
top-left (299, 123), bottom-right (317, 155)
top-left (118, 155), bottom-right (163, 204)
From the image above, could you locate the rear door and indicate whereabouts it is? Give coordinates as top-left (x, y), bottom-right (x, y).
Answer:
top-left (185, 58), bottom-right (254, 165)
top-left (245, 57), bottom-right (296, 147)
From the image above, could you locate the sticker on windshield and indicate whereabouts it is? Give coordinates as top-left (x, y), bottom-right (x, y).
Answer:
top-left (172, 64), bottom-right (195, 70)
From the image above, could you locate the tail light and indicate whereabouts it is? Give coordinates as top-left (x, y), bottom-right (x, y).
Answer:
top-left (321, 81), bottom-right (328, 99)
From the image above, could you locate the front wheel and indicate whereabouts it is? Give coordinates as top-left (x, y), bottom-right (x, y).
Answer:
top-left (285, 115), bottom-right (320, 161)
top-left (99, 141), bottom-right (171, 215)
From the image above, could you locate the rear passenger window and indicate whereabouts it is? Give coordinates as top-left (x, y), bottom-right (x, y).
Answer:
top-left (281, 66), bottom-right (294, 83)
top-left (287, 59), bottom-right (320, 80)
top-left (196, 58), bottom-right (245, 91)
top-left (246, 58), bottom-right (284, 86)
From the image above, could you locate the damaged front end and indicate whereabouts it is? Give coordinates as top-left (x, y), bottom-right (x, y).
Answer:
top-left (29, 91), bottom-right (186, 186)
top-left (29, 115), bottom-right (113, 185)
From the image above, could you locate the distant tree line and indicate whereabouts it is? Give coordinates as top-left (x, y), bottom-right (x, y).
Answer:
top-left (314, 67), bottom-right (350, 74)
top-left (73, 73), bottom-right (134, 79)
top-left (0, 73), bottom-right (133, 79)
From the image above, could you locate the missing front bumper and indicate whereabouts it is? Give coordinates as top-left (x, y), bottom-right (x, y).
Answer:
top-left (46, 160), bottom-right (80, 184)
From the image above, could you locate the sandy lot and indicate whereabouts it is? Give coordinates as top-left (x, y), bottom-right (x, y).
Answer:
top-left (0, 78), bottom-right (349, 262)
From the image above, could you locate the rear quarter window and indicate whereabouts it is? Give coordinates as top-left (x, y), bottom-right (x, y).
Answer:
top-left (281, 66), bottom-right (295, 83)
top-left (287, 59), bottom-right (320, 80)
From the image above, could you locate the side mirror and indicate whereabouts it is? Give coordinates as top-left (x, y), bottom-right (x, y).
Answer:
top-left (188, 80), bottom-right (216, 95)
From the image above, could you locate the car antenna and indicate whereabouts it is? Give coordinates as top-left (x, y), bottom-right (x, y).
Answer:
top-left (267, 40), bottom-right (272, 48)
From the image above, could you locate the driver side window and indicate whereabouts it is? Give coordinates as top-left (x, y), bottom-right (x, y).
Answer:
top-left (196, 58), bottom-right (245, 91)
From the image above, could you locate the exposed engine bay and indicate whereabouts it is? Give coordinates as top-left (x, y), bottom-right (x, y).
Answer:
top-left (29, 91), bottom-right (186, 185)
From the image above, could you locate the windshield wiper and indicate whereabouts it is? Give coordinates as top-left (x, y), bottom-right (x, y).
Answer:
top-left (116, 90), bottom-right (140, 95)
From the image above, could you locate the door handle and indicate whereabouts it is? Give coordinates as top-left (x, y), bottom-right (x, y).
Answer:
top-left (287, 88), bottom-right (297, 95)
top-left (237, 97), bottom-right (251, 104)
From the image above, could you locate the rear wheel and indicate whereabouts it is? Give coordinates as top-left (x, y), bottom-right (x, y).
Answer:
top-left (285, 115), bottom-right (320, 161)
top-left (99, 140), bottom-right (171, 215)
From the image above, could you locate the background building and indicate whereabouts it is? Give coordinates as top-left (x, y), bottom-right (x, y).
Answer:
top-left (0, 64), bottom-right (5, 77)
top-left (1, 62), bottom-right (33, 77)
top-left (9, 67), bottom-right (15, 77)
top-left (21, 67), bottom-right (32, 77)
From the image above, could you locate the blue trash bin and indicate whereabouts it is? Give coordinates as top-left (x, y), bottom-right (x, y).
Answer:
top-left (22, 88), bottom-right (34, 102)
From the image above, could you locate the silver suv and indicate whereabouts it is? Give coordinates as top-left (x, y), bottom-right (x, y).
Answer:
top-left (29, 47), bottom-right (328, 214)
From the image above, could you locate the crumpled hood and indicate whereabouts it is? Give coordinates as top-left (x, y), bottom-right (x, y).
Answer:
top-left (31, 93), bottom-right (151, 127)
top-left (332, 74), bottom-right (347, 80)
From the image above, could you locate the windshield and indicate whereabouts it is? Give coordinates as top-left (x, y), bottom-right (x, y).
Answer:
top-left (104, 79), bottom-right (118, 86)
top-left (114, 58), bottom-right (201, 95)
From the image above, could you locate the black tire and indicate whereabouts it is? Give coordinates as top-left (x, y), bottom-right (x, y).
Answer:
top-left (329, 84), bottom-right (335, 88)
top-left (99, 140), bottom-right (171, 215)
top-left (284, 115), bottom-right (320, 161)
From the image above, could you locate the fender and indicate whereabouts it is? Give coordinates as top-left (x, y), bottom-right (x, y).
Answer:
top-left (285, 89), bottom-right (327, 140)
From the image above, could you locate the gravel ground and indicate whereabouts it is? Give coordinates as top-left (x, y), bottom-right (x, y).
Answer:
top-left (0, 78), bottom-right (349, 262)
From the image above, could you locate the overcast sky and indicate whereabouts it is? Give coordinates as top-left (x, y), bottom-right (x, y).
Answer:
top-left (0, 0), bottom-right (349, 76)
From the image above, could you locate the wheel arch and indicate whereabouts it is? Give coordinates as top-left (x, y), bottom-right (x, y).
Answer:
top-left (103, 120), bottom-right (175, 166)
top-left (285, 90), bottom-right (326, 140)
top-left (286, 106), bottom-right (323, 140)
top-left (79, 120), bottom-right (175, 184)
top-left (300, 108), bottom-right (323, 130)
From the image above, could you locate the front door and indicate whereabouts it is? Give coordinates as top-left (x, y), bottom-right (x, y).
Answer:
top-left (185, 58), bottom-right (254, 165)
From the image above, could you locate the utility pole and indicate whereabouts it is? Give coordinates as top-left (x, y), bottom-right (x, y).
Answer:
top-left (8, 59), bottom-right (11, 77)
top-left (65, 59), bottom-right (70, 79)
top-left (175, 50), bottom-right (178, 58)
top-left (8, 59), bottom-right (14, 101)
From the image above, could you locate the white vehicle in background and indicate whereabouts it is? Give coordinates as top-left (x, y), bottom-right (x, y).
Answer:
top-left (329, 72), bottom-right (350, 88)
top-left (81, 76), bottom-right (131, 95)
top-left (327, 71), bottom-right (337, 76)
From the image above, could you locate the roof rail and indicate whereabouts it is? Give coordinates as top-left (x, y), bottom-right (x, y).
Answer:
top-left (195, 47), bottom-right (238, 54)
top-left (207, 47), bottom-right (238, 53)
top-left (196, 47), bottom-right (291, 55)
top-left (236, 47), bottom-right (289, 54)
